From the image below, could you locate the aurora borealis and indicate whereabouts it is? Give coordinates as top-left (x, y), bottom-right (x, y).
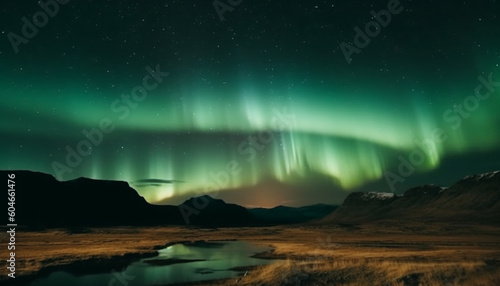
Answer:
top-left (1, 1), bottom-right (499, 207)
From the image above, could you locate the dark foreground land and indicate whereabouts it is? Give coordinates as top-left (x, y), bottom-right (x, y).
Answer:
top-left (1, 222), bottom-right (499, 286)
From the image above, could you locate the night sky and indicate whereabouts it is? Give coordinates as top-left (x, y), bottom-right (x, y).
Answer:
top-left (1, 0), bottom-right (499, 207)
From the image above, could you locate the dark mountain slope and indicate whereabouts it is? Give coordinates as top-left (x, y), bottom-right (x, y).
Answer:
top-left (321, 171), bottom-right (500, 224)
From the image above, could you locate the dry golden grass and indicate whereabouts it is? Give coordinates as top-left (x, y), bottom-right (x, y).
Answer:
top-left (1, 221), bottom-right (499, 285)
top-left (213, 257), bottom-right (500, 285)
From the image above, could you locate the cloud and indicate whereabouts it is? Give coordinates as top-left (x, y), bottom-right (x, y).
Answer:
top-left (131, 178), bottom-right (184, 186)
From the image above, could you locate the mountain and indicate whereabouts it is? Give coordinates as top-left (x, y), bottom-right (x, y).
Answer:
top-left (179, 195), bottom-right (260, 226)
top-left (249, 204), bottom-right (338, 224)
top-left (2, 170), bottom-right (182, 227)
top-left (0, 170), bottom-right (256, 228)
top-left (3, 170), bottom-right (335, 228)
top-left (321, 171), bottom-right (500, 224)
top-left (5, 169), bottom-right (498, 228)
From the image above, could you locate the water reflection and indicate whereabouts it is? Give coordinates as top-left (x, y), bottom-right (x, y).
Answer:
top-left (30, 241), bottom-right (275, 285)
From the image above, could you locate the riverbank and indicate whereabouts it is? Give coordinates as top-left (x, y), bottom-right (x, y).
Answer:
top-left (1, 222), bottom-right (499, 285)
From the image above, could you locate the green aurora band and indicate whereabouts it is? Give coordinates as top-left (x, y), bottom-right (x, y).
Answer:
top-left (1, 72), bottom-right (499, 204)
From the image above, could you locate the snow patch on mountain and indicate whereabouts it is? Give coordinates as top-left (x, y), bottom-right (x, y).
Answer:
top-left (463, 170), bottom-right (500, 181)
top-left (361, 192), bottom-right (395, 200)
top-left (439, 186), bottom-right (448, 193)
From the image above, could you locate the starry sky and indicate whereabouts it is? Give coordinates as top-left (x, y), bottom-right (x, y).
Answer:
top-left (1, 0), bottom-right (499, 207)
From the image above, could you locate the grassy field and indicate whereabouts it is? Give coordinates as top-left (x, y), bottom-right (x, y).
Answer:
top-left (1, 221), bottom-right (499, 285)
